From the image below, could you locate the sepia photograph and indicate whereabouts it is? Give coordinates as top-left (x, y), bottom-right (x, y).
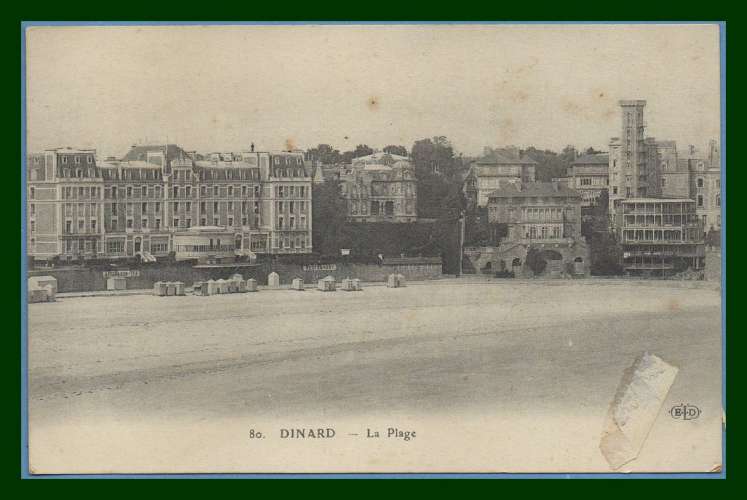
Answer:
top-left (22, 22), bottom-right (724, 477)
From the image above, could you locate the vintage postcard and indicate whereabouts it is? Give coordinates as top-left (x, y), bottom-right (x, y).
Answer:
top-left (23, 23), bottom-right (724, 476)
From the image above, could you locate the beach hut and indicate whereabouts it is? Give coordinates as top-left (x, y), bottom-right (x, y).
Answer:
top-left (318, 275), bottom-right (336, 292)
top-left (291, 277), bottom-right (304, 291)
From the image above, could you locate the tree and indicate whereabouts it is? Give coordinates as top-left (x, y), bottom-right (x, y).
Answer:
top-left (311, 178), bottom-right (349, 256)
top-left (582, 189), bottom-right (611, 238)
top-left (589, 231), bottom-right (623, 276)
top-left (561, 145), bottom-right (578, 161)
top-left (306, 144), bottom-right (341, 165)
top-left (525, 248), bottom-right (547, 275)
top-left (584, 190), bottom-right (622, 275)
top-left (411, 136), bottom-right (458, 179)
top-left (409, 137), bottom-right (465, 218)
top-left (340, 144), bottom-right (374, 163)
top-left (705, 228), bottom-right (720, 248)
top-left (383, 145), bottom-right (408, 156)
top-left (523, 147), bottom-right (566, 181)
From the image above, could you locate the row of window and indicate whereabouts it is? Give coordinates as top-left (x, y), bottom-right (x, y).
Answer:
top-left (275, 185), bottom-right (307, 198)
top-left (276, 215), bottom-right (308, 230)
top-left (106, 186), bottom-right (162, 199)
top-left (175, 243), bottom-right (235, 253)
top-left (521, 207), bottom-right (571, 222)
top-left (194, 169), bottom-right (261, 181)
top-left (103, 169), bottom-right (163, 181)
top-left (107, 201), bottom-right (265, 216)
top-left (63, 203), bottom-right (98, 217)
top-left (623, 215), bottom-right (694, 227)
top-left (274, 156), bottom-right (304, 166)
top-left (64, 238), bottom-right (99, 254)
top-left (59, 237), bottom-right (201, 255)
top-left (59, 186), bottom-right (102, 200)
top-left (63, 219), bottom-right (98, 234)
top-left (523, 224), bottom-right (564, 239)
top-left (104, 184), bottom-right (266, 199)
top-left (696, 194), bottom-right (721, 208)
top-left (58, 155), bottom-right (94, 165)
top-left (276, 201), bottom-right (308, 214)
top-left (622, 229), bottom-right (698, 243)
top-left (272, 234), bottom-right (308, 250)
top-left (106, 215), bottom-right (265, 230)
top-left (348, 183), bottom-right (416, 197)
top-left (577, 177), bottom-right (609, 187)
top-left (695, 178), bottom-right (721, 189)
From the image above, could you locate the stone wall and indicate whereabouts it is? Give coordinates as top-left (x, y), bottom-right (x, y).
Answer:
top-left (464, 242), bottom-right (590, 278)
top-left (28, 262), bottom-right (262, 293)
top-left (28, 257), bottom-right (443, 292)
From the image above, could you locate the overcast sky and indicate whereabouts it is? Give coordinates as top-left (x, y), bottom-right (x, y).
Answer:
top-left (25, 24), bottom-right (721, 158)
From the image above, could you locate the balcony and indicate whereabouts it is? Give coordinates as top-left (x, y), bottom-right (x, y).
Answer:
top-left (272, 247), bottom-right (311, 254)
top-left (624, 263), bottom-right (675, 270)
top-left (61, 230), bottom-right (101, 237)
top-left (514, 236), bottom-right (578, 245)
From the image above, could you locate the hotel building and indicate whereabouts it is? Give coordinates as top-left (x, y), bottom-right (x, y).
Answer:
top-left (340, 152), bottom-right (418, 223)
top-left (26, 145), bottom-right (313, 265)
top-left (613, 198), bottom-right (705, 276)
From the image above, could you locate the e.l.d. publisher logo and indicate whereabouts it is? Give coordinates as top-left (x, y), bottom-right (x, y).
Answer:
top-left (670, 404), bottom-right (701, 420)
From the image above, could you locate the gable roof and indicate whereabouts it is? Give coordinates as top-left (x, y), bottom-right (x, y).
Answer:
top-left (572, 153), bottom-right (609, 165)
top-left (476, 151), bottom-right (538, 165)
top-left (487, 182), bottom-right (581, 199)
top-left (121, 144), bottom-right (189, 162)
top-left (352, 152), bottom-right (409, 164)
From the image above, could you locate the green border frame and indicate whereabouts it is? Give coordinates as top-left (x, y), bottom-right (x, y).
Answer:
top-left (4, 2), bottom-right (739, 489)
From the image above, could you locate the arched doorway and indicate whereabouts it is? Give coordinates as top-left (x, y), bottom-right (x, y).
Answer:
top-left (482, 261), bottom-right (492, 274)
top-left (541, 250), bottom-right (563, 276)
top-left (574, 256), bottom-right (584, 274)
top-left (385, 201), bottom-right (395, 216)
top-left (511, 257), bottom-right (522, 274)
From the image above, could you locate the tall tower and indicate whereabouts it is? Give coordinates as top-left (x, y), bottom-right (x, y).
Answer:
top-left (609, 100), bottom-right (649, 215)
top-left (619, 99), bottom-right (647, 197)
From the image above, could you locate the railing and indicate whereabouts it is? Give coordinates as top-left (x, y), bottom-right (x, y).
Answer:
top-left (271, 248), bottom-right (311, 254)
top-left (621, 237), bottom-right (701, 244)
top-left (624, 263), bottom-right (675, 270)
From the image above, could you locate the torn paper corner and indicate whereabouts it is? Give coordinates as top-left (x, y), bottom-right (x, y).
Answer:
top-left (600, 352), bottom-right (679, 470)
